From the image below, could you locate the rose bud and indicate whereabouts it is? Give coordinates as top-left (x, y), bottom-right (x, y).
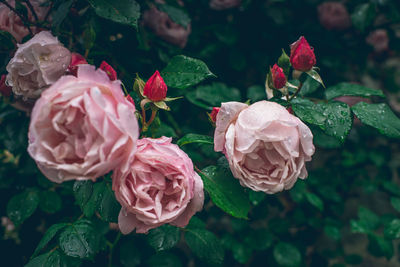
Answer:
top-left (209, 0), bottom-right (241, 10)
top-left (214, 101), bottom-right (315, 194)
top-left (271, 64), bottom-right (286, 89)
top-left (99, 61), bottom-right (117, 81)
top-left (366, 29), bottom-right (389, 53)
top-left (143, 7), bottom-right (191, 48)
top-left (28, 65), bottom-right (139, 183)
top-left (112, 137), bottom-right (204, 234)
top-left (143, 70), bottom-right (167, 102)
top-left (290, 36), bottom-right (316, 72)
top-left (67, 53), bottom-right (88, 76)
top-left (210, 107), bottom-right (220, 123)
top-left (0, 0), bottom-right (50, 43)
top-left (6, 31), bottom-right (71, 100)
top-left (317, 2), bottom-right (351, 31)
top-left (126, 95), bottom-right (135, 105)
top-left (0, 74), bottom-right (12, 97)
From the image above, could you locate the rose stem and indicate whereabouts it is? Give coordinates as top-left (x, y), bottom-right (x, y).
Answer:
top-left (23, 0), bottom-right (38, 22)
top-left (289, 81), bottom-right (303, 101)
top-left (108, 232), bottom-right (121, 267)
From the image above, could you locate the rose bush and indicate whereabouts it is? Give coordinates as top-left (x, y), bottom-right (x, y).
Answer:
top-left (112, 137), bottom-right (204, 234)
top-left (28, 64), bottom-right (139, 183)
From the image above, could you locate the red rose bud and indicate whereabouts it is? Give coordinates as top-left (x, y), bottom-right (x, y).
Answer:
top-left (68, 53), bottom-right (88, 76)
top-left (210, 107), bottom-right (220, 123)
top-left (286, 106), bottom-right (294, 114)
top-left (0, 75), bottom-right (12, 97)
top-left (271, 64), bottom-right (286, 89)
top-left (126, 95), bottom-right (135, 105)
top-left (290, 36), bottom-right (316, 71)
top-left (143, 70), bottom-right (167, 102)
top-left (100, 61), bottom-right (117, 81)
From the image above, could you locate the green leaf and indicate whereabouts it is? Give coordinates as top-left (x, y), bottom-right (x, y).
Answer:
top-left (243, 229), bottom-right (274, 251)
top-left (119, 239), bottom-right (141, 267)
top-left (248, 190), bottom-right (266, 206)
top-left (368, 235), bottom-right (393, 259)
top-left (177, 134), bottom-right (213, 147)
top-left (161, 55), bottom-right (215, 89)
top-left (33, 223), bottom-right (68, 257)
top-left (273, 242), bottom-right (301, 267)
top-left (7, 189), bottom-right (39, 226)
top-left (318, 101), bottom-right (352, 142)
top-left (247, 85), bottom-right (266, 102)
top-left (51, 0), bottom-right (74, 28)
top-left (73, 180), bottom-right (94, 216)
top-left (298, 76), bottom-right (320, 96)
top-left (157, 4), bottom-right (190, 28)
top-left (83, 23), bottom-right (96, 51)
top-left (0, 30), bottom-right (15, 50)
top-left (26, 249), bottom-right (81, 267)
top-left (198, 165), bottom-right (251, 219)
top-left (324, 225), bottom-right (341, 241)
top-left (39, 191), bottom-right (62, 214)
top-left (305, 69), bottom-right (325, 88)
top-left (231, 242), bottom-right (252, 264)
top-left (95, 182), bottom-right (121, 223)
top-left (305, 192), bottom-right (324, 211)
top-left (384, 219), bottom-right (400, 239)
top-left (87, 0), bottom-right (140, 28)
top-left (277, 49), bottom-right (290, 76)
top-left (325, 82), bottom-right (385, 100)
top-left (292, 99), bottom-right (352, 142)
top-left (390, 197), bottom-right (400, 212)
top-left (351, 207), bottom-right (381, 234)
top-left (185, 228), bottom-right (224, 265)
top-left (351, 3), bottom-right (376, 32)
top-left (192, 82), bottom-right (241, 107)
top-left (58, 219), bottom-right (101, 259)
top-left (352, 102), bottom-right (400, 138)
top-left (147, 225), bottom-right (180, 252)
top-left (147, 251), bottom-right (182, 267)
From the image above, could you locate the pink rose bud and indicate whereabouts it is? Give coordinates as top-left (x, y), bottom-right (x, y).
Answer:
top-left (99, 61), bottom-right (117, 81)
top-left (112, 137), bottom-right (204, 234)
top-left (290, 36), bottom-right (316, 72)
top-left (143, 70), bottom-right (168, 102)
top-left (271, 64), bottom-right (286, 89)
top-left (67, 53), bottom-right (88, 76)
top-left (28, 65), bottom-right (139, 183)
top-left (214, 101), bottom-right (315, 194)
top-left (210, 107), bottom-right (220, 123)
top-left (317, 2), bottom-right (351, 31)
top-left (0, 74), bottom-right (12, 97)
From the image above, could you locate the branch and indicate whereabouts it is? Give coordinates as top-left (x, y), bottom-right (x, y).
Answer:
top-left (0, 0), bottom-right (33, 35)
top-left (23, 0), bottom-right (38, 21)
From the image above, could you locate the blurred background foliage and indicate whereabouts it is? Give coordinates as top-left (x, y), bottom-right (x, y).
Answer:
top-left (1, 0), bottom-right (400, 266)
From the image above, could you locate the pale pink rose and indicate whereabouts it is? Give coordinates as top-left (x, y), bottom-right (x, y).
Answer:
top-left (0, 0), bottom-right (50, 43)
top-left (366, 29), bottom-right (389, 53)
top-left (6, 31), bottom-right (71, 100)
top-left (214, 101), bottom-right (315, 194)
top-left (113, 137), bottom-right (204, 234)
top-left (317, 2), bottom-right (351, 30)
top-left (209, 0), bottom-right (241, 10)
top-left (28, 64), bottom-right (139, 183)
top-left (142, 7), bottom-right (191, 48)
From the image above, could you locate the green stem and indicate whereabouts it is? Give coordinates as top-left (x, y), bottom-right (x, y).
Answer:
top-left (108, 232), bottom-right (122, 267)
top-left (289, 82), bottom-right (303, 101)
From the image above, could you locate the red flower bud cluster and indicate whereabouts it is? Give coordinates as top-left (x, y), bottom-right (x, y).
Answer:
top-left (67, 53), bottom-right (88, 76)
top-left (100, 61), bottom-right (117, 81)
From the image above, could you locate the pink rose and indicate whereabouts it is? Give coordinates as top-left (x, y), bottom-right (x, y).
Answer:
top-left (6, 31), bottom-right (71, 100)
top-left (142, 7), bottom-right (191, 48)
top-left (28, 65), bottom-right (139, 183)
top-left (317, 2), bottom-right (351, 31)
top-left (214, 101), bottom-right (315, 194)
top-left (0, 0), bottom-right (50, 43)
top-left (209, 0), bottom-right (241, 10)
top-left (112, 137), bottom-right (204, 234)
